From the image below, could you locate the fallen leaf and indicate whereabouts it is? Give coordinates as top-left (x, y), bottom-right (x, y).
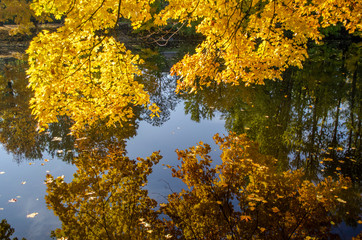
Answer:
top-left (336, 198), bottom-right (346, 204)
top-left (272, 207), bottom-right (280, 213)
top-left (8, 198), bottom-right (17, 203)
top-left (52, 137), bottom-right (62, 141)
top-left (26, 212), bottom-right (39, 218)
top-left (240, 215), bottom-right (251, 221)
top-left (21, 181), bottom-right (26, 185)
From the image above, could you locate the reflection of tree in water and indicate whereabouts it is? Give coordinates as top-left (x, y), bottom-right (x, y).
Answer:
top-left (0, 59), bottom-right (77, 162)
top-left (137, 47), bottom-right (180, 126)
top-left (46, 142), bottom-right (167, 239)
top-left (46, 132), bottom-right (360, 239)
top-left (179, 41), bottom-right (361, 183)
top-left (0, 59), bottom-right (46, 161)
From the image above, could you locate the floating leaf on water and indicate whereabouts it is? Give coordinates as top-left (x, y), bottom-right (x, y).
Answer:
top-left (240, 215), bottom-right (251, 221)
top-left (336, 198), bottom-right (346, 204)
top-left (44, 159), bottom-right (49, 162)
top-left (272, 207), bottom-right (280, 213)
top-left (75, 137), bottom-right (87, 141)
top-left (21, 181), bottom-right (26, 185)
top-left (41, 163), bottom-right (45, 166)
top-left (29, 162), bottom-right (34, 165)
top-left (52, 137), bottom-right (62, 141)
top-left (26, 212), bottom-right (39, 218)
top-left (8, 198), bottom-right (17, 203)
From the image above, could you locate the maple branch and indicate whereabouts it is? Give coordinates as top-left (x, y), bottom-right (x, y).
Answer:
top-left (114, 0), bottom-right (122, 29)
top-left (76, 0), bottom-right (106, 30)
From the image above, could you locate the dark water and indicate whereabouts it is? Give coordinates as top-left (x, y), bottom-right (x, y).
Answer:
top-left (0, 40), bottom-right (361, 239)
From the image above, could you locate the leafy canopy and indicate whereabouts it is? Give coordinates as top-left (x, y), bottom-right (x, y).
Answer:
top-left (20, 0), bottom-right (361, 131)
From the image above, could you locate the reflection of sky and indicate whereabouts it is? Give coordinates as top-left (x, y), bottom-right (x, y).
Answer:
top-left (127, 100), bottom-right (227, 202)
top-left (0, 145), bottom-right (77, 240)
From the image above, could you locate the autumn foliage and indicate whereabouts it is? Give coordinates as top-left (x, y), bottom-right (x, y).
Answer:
top-left (162, 132), bottom-right (353, 239)
top-left (45, 133), bottom-right (356, 239)
top-left (16, 0), bottom-right (360, 131)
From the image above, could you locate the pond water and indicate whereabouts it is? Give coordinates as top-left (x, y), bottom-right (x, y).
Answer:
top-left (0, 40), bottom-right (361, 239)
